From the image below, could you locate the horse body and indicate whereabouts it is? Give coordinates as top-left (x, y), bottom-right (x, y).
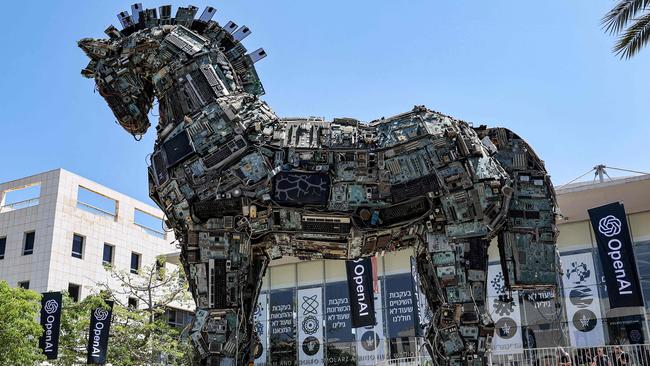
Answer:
top-left (80, 6), bottom-right (558, 365)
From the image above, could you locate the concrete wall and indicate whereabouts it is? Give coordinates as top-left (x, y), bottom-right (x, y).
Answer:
top-left (0, 169), bottom-right (191, 309)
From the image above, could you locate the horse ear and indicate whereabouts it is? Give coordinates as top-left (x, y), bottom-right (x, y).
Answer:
top-left (78, 38), bottom-right (118, 79)
top-left (78, 38), bottom-right (115, 61)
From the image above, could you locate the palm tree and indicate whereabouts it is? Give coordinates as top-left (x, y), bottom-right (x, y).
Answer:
top-left (602, 0), bottom-right (650, 58)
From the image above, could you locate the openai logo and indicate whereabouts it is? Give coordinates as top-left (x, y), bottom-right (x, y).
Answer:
top-left (598, 215), bottom-right (621, 237)
top-left (44, 299), bottom-right (59, 314)
top-left (94, 308), bottom-right (109, 321)
top-left (630, 329), bottom-right (642, 343)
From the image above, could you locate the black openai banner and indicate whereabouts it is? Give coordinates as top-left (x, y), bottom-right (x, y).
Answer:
top-left (87, 301), bottom-right (114, 365)
top-left (39, 292), bottom-right (62, 359)
top-left (588, 202), bottom-right (643, 308)
top-left (345, 258), bottom-right (376, 328)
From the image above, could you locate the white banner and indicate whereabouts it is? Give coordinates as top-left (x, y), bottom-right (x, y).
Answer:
top-left (487, 264), bottom-right (523, 354)
top-left (410, 257), bottom-right (431, 334)
top-left (356, 281), bottom-right (386, 365)
top-left (561, 252), bottom-right (605, 347)
top-left (298, 287), bottom-right (324, 364)
top-left (254, 293), bottom-right (268, 366)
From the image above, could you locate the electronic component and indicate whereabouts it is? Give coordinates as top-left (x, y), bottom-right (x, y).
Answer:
top-left (379, 197), bottom-right (430, 225)
top-left (272, 172), bottom-right (330, 205)
top-left (202, 135), bottom-right (247, 169)
top-left (440, 326), bottom-right (465, 355)
top-left (391, 173), bottom-right (441, 202)
top-left (198, 6), bottom-right (216, 23)
top-left (301, 215), bottom-right (351, 234)
top-left (192, 198), bottom-right (243, 220)
top-left (162, 130), bottom-right (195, 167)
top-left (151, 150), bottom-right (169, 187)
top-left (80, 5), bottom-right (558, 364)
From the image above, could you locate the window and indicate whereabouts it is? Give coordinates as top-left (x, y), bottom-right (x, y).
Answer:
top-left (633, 241), bottom-right (650, 310)
top-left (68, 283), bottom-right (81, 302)
top-left (71, 234), bottom-right (84, 259)
top-left (0, 237), bottom-right (6, 260)
top-left (165, 308), bottom-right (194, 329)
top-left (134, 209), bottom-right (166, 239)
top-left (103, 243), bottom-right (114, 265)
top-left (0, 183), bottom-right (40, 212)
top-left (23, 231), bottom-right (35, 255)
top-left (18, 281), bottom-right (30, 289)
top-left (76, 186), bottom-right (117, 219)
top-left (131, 252), bottom-right (141, 274)
top-left (128, 297), bottom-right (138, 309)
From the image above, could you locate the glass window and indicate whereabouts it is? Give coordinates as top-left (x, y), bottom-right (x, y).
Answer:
top-left (18, 281), bottom-right (29, 289)
top-left (166, 308), bottom-right (194, 329)
top-left (0, 237), bottom-right (6, 260)
top-left (103, 243), bottom-right (114, 265)
top-left (23, 231), bottom-right (35, 255)
top-left (128, 297), bottom-right (138, 309)
top-left (131, 252), bottom-right (141, 274)
top-left (68, 283), bottom-right (81, 302)
top-left (71, 234), bottom-right (84, 259)
top-left (633, 242), bottom-right (650, 310)
top-left (167, 308), bottom-right (178, 326)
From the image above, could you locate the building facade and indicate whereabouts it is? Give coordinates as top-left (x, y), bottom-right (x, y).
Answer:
top-left (7, 169), bottom-right (648, 363)
top-left (250, 174), bottom-right (650, 365)
top-left (0, 169), bottom-right (190, 317)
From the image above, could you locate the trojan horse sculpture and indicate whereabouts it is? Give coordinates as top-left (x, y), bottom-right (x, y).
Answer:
top-left (79, 4), bottom-right (558, 365)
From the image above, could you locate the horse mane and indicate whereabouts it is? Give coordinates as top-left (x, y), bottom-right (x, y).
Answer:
top-left (108, 3), bottom-right (267, 96)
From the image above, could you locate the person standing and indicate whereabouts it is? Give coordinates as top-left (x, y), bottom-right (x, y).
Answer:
top-left (613, 346), bottom-right (631, 366)
top-left (557, 347), bottom-right (573, 366)
top-left (592, 347), bottom-right (612, 366)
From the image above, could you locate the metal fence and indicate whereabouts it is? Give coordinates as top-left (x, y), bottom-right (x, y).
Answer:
top-left (489, 344), bottom-right (650, 366)
top-left (384, 344), bottom-right (650, 366)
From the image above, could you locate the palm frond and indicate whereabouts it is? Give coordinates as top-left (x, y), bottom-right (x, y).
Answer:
top-left (613, 12), bottom-right (650, 58)
top-left (602, 0), bottom-right (650, 34)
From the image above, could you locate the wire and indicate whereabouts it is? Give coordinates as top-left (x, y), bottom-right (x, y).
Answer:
top-left (557, 165), bottom-right (650, 189)
top-left (555, 167), bottom-right (596, 189)
top-left (606, 166), bottom-right (650, 175)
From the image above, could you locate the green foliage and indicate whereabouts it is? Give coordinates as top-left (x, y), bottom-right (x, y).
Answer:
top-left (48, 258), bottom-right (196, 365)
top-left (603, 0), bottom-right (650, 58)
top-left (50, 293), bottom-right (195, 366)
top-left (0, 280), bottom-right (46, 365)
top-left (107, 306), bottom-right (195, 366)
top-left (98, 258), bottom-right (195, 365)
top-left (0, 259), bottom-right (195, 366)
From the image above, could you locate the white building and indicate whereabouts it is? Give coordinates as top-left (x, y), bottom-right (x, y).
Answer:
top-left (0, 169), bottom-right (191, 324)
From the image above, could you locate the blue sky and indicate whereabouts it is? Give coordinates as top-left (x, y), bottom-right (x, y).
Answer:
top-left (1, 1), bottom-right (648, 205)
